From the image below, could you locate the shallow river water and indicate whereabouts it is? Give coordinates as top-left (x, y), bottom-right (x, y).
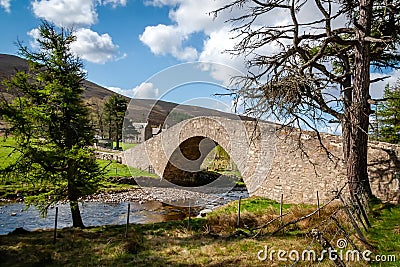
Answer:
top-left (0, 189), bottom-right (248, 235)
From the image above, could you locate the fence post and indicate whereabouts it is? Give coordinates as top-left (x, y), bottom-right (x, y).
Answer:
top-left (280, 194), bottom-right (283, 225)
top-left (331, 216), bottom-right (359, 251)
top-left (354, 194), bottom-right (371, 228)
top-left (125, 202), bottom-right (130, 238)
top-left (339, 195), bottom-right (372, 249)
top-left (312, 229), bottom-right (347, 267)
top-left (317, 191), bottom-right (320, 218)
top-left (53, 207), bottom-right (58, 244)
top-left (237, 196), bottom-right (241, 227)
top-left (187, 201), bottom-right (191, 231)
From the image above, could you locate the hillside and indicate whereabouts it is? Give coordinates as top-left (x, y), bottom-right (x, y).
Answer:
top-left (0, 54), bottom-right (121, 100)
top-left (0, 54), bottom-right (250, 127)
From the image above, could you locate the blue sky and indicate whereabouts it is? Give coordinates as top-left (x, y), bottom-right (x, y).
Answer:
top-left (0, 0), bottom-right (399, 121)
top-left (0, 0), bottom-right (243, 113)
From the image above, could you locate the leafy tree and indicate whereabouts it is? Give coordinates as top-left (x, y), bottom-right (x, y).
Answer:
top-left (0, 21), bottom-right (102, 227)
top-left (376, 82), bottom-right (400, 143)
top-left (214, 0), bottom-right (400, 200)
top-left (104, 94), bottom-right (128, 149)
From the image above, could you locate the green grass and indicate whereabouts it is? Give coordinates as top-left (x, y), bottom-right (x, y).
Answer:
top-left (0, 136), bottom-right (157, 199)
top-left (0, 159), bottom-right (157, 199)
top-left (1, 198), bottom-right (399, 266)
top-left (120, 142), bottom-right (137, 151)
top-left (367, 202), bottom-right (400, 266)
top-left (104, 141), bottom-right (137, 151)
top-left (0, 137), bottom-right (19, 169)
top-left (211, 197), bottom-right (292, 215)
top-left (97, 159), bottom-right (157, 178)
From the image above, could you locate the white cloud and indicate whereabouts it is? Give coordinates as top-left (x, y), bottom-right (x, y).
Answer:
top-left (139, 0), bottom-right (354, 85)
top-left (139, 24), bottom-right (197, 61)
top-left (199, 28), bottom-right (246, 76)
top-left (27, 28), bottom-right (41, 49)
top-left (30, 0), bottom-right (126, 64)
top-left (139, 0), bottom-right (288, 79)
top-left (107, 86), bottom-right (128, 95)
top-left (0, 0), bottom-right (11, 12)
top-left (167, 0), bottom-right (225, 34)
top-left (132, 82), bottom-right (159, 99)
top-left (144, 0), bottom-right (179, 7)
top-left (102, 0), bottom-right (127, 8)
top-left (27, 27), bottom-right (122, 64)
top-left (70, 28), bottom-right (120, 64)
top-left (31, 0), bottom-right (129, 27)
top-left (32, 0), bottom-right (98, 27)
top-left (139, 0), bottom-right (246, 82)
top-left (106, 83), bottom-right (160, 99)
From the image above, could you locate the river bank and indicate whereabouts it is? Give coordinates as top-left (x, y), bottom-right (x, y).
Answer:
top-left (0, 173), bottom-right (245, 203)
top-left (1, 197), bottom-right (399, 267)
top-left (0, 185), bottom-right (248, 235)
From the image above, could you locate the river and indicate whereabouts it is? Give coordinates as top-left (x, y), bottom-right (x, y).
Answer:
top-left (0, 188), bottom-right (248, 235)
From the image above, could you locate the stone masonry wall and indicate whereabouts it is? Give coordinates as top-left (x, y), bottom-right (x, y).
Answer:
top-left (254, 131), bottom-right (400, 204)
top-left (124, 117), bottom-right (400, 205)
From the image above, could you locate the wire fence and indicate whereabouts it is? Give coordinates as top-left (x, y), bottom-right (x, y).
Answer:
top-left (237, 182), bottom-right (378, 267)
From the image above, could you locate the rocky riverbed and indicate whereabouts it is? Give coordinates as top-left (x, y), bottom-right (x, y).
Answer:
top-left (1, 175), bottom-right (246, 208)
top-left (84, 185), bottom-right (248, 208)
top-left (94, 175), bottom-right (246, 207)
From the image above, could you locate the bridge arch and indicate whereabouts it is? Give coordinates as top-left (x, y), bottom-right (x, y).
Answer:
top-left (124, 116), bottom-right (276, 195)
top-left (124, 116), bottom-right (400, 205)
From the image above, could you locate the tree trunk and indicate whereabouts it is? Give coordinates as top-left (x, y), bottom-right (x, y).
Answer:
top-left (68, 181), bottom-right (85, 228)
top-left (108, 121), bottom-right (112, 141)
top-left (342, 69), bottom-right (352, 165)
top-left (347, 0), bottom-right (374, 200)
top-left (116, 122), bottom-right (120, 149)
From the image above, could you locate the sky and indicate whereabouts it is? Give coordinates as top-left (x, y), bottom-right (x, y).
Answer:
top-left (0, 0), bottom-right (399, 123)
top-left (0, 0), bottom-right (244, 113)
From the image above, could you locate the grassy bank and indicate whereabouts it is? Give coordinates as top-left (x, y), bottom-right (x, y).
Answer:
top-left (97, 159), bottom-right (157, 178)
top-left (1, 197), bottom-right (398, 266)
top-left (0, 159), bottom-right (157, 200)
top-left (0, 136), bottom-right (157, 199)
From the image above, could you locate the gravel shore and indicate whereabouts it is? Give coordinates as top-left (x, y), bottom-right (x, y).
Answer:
top-left (84, 185), bottom-right (248, 207)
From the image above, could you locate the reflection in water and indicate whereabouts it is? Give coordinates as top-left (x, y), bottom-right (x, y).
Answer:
top-left (0, 188), bottom-right (248, 235)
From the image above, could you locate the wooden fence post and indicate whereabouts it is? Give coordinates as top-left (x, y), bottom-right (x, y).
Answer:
top-left (339, 195), bottom-right (373, 249)
top-left (317, 191), bottom-right (321, 218)
top-left (53, 207), bottom-right (58, 244)
top-left (187, 201), bottom-right (191, 231)
top-left (125, 202), bottom-right (130, 238)
top-left (311, 229), bottom-right (347, 267)
top-left (237, 196), bottom-right (241, 227)
top-left (280, 194), bottom-right (283, 225)
top-left (354, 194), bottom-right (371, 228)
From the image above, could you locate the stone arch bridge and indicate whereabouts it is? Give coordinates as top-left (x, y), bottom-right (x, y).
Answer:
top-left (124, 116), bottom-right (400, 204)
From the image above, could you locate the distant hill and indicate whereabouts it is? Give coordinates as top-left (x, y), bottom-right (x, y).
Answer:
top-left (0, 54), bottom-right (122, 100)
top-left (0, 53), bottom-right (252, 127)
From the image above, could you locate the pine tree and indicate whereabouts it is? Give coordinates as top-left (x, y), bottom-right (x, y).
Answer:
top-left (0, 21), bottom-right (102, 227)
top-left (377, 82), bottom-right (400, 143)
top-left (104, 94), bottom-right (128, 149)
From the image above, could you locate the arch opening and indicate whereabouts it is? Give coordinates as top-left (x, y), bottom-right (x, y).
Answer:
top-left (162, 135), bottom-right (244, 190)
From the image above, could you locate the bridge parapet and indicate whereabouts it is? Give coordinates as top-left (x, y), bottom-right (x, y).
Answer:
top-left (124, 116), bottom-right (400, 204)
